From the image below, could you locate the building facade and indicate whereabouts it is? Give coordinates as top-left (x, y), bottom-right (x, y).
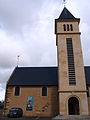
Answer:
top-left (5, 86), bottom-right (58, 117)
top-left (4, 67), bottom-right (59, 117)
top-left (4, 7), bottom-right (90, 117)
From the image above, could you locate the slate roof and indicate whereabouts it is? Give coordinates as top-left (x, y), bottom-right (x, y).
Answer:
top-left (7, 66), bottom-right (90, 86)
top-left (59, 7), bottom-right (76, 19)
top-left (84, 66), bottom-right (90, 85)
top-left (7, 67), bottom-right (58, 86)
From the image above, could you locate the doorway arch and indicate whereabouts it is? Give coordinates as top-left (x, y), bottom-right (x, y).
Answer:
top-left (68, 97), bottom-right (80, 115)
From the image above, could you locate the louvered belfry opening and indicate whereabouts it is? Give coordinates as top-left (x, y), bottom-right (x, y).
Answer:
top-left (66, 38), bottom-right (76, 85)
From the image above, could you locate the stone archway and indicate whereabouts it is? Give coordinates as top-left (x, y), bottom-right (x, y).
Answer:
top-left (68, 97), bottom-right (80, 115)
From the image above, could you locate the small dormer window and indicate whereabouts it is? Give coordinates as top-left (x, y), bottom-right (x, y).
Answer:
top-left (63, 24), bottom-right (66, 31)
top-left (67, 24), bottom-right (69, 31)
top-left (70, 24), bottom-right (73, 31)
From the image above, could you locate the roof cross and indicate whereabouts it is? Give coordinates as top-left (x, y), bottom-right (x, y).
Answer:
top-left (63, 0), bottom-right (67, 7)
top-left (17, 55), bottom-right (20, 67)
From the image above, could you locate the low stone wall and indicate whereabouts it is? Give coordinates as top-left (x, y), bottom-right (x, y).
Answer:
top-left (0, 109), bottom-right (3, 117)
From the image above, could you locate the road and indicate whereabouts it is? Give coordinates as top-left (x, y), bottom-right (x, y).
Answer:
top-left (0, 117), bottom-right (53, 120)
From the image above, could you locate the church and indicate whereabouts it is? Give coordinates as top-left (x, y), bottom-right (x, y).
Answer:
top-left (4, 7), bottom-right (90, 117)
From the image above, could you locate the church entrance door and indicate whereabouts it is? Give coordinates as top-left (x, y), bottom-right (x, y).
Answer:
top-left (68, 97), bottom-right (80, 115)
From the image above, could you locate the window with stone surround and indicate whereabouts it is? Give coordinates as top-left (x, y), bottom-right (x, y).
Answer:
top-left (66, 38), bottom-right (76, 85)
top-left (63, 24), bottom-right (73, 31)
top-left (70, 24), bottom-right (73, 31)
top-left (87, 87), bottom-right (90, 97)
top-left (14, 86), bottom-right (20, 96)
top-left (42, 87), bottom-right (47, 96)
top-left (67, 24), bottom-right (69, 31)
top-left (63, 24), bottom-right (66, 31)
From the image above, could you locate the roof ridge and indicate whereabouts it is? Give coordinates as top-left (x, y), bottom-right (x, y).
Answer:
top-left (16, 66), bottom-right (58, 69)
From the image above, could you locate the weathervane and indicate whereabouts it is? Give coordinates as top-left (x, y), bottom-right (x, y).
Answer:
top-left (63, 0), bottom-right (67, 7)
top-left (17, 55), bottom-right (20, 67)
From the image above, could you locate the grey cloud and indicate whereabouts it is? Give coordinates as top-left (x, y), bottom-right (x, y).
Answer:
top-left (0, 0), bottom-right (44, 33)
top-left (0, 0), bottom-right (90, 100)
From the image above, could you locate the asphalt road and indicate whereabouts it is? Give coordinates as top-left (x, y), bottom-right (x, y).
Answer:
top-left (0, 117), bottom-right (53, 120)
top-left (0, 110), bottom-right (53, 120)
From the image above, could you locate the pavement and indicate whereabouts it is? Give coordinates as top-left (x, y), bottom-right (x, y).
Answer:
top-left (0, 116), bottom-right (90, 120)
top-left (0, 117), bottom-right (53, 120)
top-left (53, 115), bottom-right (90, 120)
top-left (0, 110), bottom-right (90, 120)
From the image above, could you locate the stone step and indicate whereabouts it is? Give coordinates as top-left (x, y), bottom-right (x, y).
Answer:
top-left (53, 115), bottom-right (90, 120)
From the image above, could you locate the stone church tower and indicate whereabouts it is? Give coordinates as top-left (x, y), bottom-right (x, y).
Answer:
top-left (55, 7), bottom-right (89, 115)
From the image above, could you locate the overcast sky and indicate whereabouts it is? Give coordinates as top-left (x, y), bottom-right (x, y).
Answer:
top-left (0, 0), bottom-right (90, 100)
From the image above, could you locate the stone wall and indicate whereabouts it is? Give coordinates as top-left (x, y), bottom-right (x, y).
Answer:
top-left (55, 19), bottom-right (89, 115)
top-left (4, 86), bottom-right (59, 117)
top-left (88, 97), bottom-right (90, 114)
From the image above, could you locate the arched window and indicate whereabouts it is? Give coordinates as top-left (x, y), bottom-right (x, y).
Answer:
top-left (42, 87), bottom-right (47, 96)
top-left (70, 24), bottom-right (73, 31)
top-left (67, 24), bottom-right (69, 31)
top-left (63, 24), bottom-right (66, 31)
top-left (15, 86), bottom-right (20, 96)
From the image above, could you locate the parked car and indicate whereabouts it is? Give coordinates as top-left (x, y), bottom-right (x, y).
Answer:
top-left (7, 107), bottom-right (23, 118)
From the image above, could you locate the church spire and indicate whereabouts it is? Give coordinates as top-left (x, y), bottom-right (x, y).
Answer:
top-left (59, 7), bottom-right (76, 19)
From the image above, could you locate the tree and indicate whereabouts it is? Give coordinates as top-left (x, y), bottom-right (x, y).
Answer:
top-left (0, 101), bottom-right (4, 109)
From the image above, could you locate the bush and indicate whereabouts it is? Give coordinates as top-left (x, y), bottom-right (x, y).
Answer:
top-left (0, 101), bottom-right (4, 109)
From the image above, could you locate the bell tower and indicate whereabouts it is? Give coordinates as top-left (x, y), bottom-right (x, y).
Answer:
top-left (55, 7), bottom-right (88, 115)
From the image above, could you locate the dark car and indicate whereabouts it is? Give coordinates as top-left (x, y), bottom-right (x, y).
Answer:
top-left (7, 107), bottom-right (23, 118)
